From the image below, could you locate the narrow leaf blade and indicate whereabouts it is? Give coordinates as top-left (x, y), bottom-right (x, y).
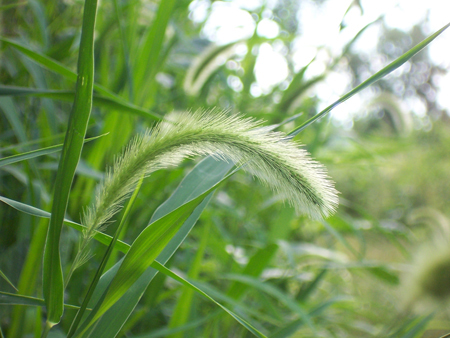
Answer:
top-left (289, 22), bottom-right (450, 136)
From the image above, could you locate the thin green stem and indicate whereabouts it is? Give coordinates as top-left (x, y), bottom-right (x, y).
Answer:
top-left (42, 0), bottom-right (99, 328)
top-left (67, 176), bottom-right (144, 337)
top-left (289, 21), bottom-right (450, 137)
top-left (40, 321), bottom-right (52, 338)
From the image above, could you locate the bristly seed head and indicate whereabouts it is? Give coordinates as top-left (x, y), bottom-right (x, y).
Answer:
top-left (82, 109), bottom-right (339, 239)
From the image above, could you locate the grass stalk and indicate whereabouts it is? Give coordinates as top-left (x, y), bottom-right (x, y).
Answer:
top-left (66, 176), bottom-right (144, 338)
top-left (42, 0), bottom-right (98, 329)
top-left (289, 21), bottom-right (450, 137)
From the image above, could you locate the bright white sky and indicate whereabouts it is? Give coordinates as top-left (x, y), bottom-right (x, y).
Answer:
top-left (189, 0), bottom-right (450, 124)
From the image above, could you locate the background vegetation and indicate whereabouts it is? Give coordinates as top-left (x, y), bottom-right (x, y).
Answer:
top-left (1, 0), bottom-right (449, 337)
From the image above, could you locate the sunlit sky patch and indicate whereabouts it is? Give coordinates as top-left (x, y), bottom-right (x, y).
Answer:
top-left (189, 0), bottom-right (450, 122)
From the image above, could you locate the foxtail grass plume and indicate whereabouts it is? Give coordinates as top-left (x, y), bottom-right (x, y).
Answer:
top-left (403, 238), bottom-right (450, 309)
top-left (82, 110), bottom-right (338, 243)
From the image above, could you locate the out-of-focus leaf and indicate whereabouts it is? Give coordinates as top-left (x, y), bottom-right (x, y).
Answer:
top-left (289, 22), bottom-right (450, 136)
top-left (0, 85), bottom-right (161, 120)
top-left (227, 243), bottom-right (278, 299)
top-left (184, 41), bottom-right (241, 96)
top-left (0, 291), bottom-right (81, 310)
top-left (0, 134), bottom-right (105, 168)
top-left (0, 270), bottom-right (18, 291)
top-left (0, 195), bottom-right (130, 253)
top-left (0, 1), bottom-right (27, 10)
top-left (223, 274), bottom-right (315, 331)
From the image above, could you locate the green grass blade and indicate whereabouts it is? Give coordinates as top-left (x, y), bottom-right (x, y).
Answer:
top-left (270, 297), bottom-right (349, 338)
top-left (2, 171), bottom-right (264, 338)
top-left (153, 262), bottom-right (267, 338)
top-left (0, 133), bottom-right (65, 152)
top-left (67, 176), bottom-right (144, 337)
top-left (0, 38), bottom-right (151, 109)
top-left (289, 22), bottom-right (450, 137)
top-left (296, 269), bottom-right (327, 302)
top-left (0, 97), bottom-right (27, 142)
top-left (0, 38), bottom-right (76, 82)
top-left (0, 85), bottom-right (161, 120)
top-left (152, 157), bottom-right (235, 222)
top-left (134, 0), bottom-right (176, 92)
top-left (168, 222), bottom-right (210, 337)
top-left (223, 274), bottom-right (316, 331)
top-left (0, 191), bottom-right (265, 337)
top-left (132, 312), bottom-right (220, 338)
top-left (0, 291), bottom-right (81, 310)
top-left (184, 41), bottom-right (239, 96)
top-left (79, 157), bottom-right (233, 338)
top-left (0, 195), bottom-right (130, 253)
top-left (42, 0), bottom-right (99, 326)
top-left (0, 270), bottom-right (18, 291)
top-left (0, 134), bottom-right (105, 168)
top-left (81, 115), bottom-right (304, 335)
top-left (397, 314), bottom-right (434, 338)
top-left (112, 0), bottom-right (134, 100)
top-left (227, 243), bottom-right (278, 299)
top-left (0, 1), bottom-right (27, 10)
top-left (74, 176), bottom-right (228, 336)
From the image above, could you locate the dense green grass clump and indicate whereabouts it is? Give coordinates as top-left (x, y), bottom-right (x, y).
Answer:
top-left (1, 0), bottom-right (450, 337)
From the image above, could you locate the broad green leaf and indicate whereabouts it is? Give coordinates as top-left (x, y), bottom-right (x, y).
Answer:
top-left (0, 85), bottom-right (161, 120)
top-left (0, 270), bottom-right (18, 291)
top-left (0, 134), bottom-right (105, 168)
top-left (79, 157), bottom-right (233, 338)
top-left (84, 113), bottom-right (304, 337)
top-left (0, 189), bottom-right (264, 336)
top-left (0, 192), bottom-right (264, 336)
top-left (152, 157), bottom-right (234, 222)
top-left (0, 291), bottom-right (80, 310)
top-left (333, 260), bottom-right (400, 285)
top-left (18, 49), bottom-right (58, 134)
top-left (289, 22), bottom-right (450, 136)
top-left (66, 176), bottom-right (145, 338)
top-left (365, 265), bottom-right (400, 285)
top-left (74, 173), bottom-right (232, 335)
